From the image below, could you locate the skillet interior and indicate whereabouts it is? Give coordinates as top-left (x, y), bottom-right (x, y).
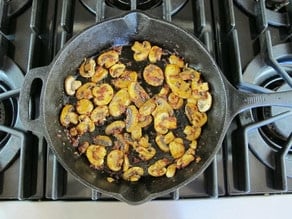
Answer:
top-left (43, 11), bottom-right (228, 204)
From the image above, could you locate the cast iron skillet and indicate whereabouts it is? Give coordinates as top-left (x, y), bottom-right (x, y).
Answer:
top-left (19, 12), bottom-right (292, 204)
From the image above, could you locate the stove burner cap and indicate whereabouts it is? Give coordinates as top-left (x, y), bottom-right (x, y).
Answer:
top-left (106, 0), bottom-right (161, 10)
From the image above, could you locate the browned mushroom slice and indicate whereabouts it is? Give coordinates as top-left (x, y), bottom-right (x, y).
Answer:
top-left (93, 135), bottom-right (112, 147)
top-left (154, 110), bottom-right (177, 135)
top-left (166, 163), bottom-right (177, 178)
top-left (75, 82), bottom-right (95, 100)
top-left (122, 167), bottom-right (144, 181)
top-left (185, 102), bottom-right (208, 127)
top-left (155, 131), bottom-right (175, 152)
top-left (138, 114), bottom-right (152, 128)
top-left (108, 88), bottom-right (131, 117)
top-left (105, 120), bottom-right (125, 135)
top-left (183, 125), bottom-right (202, 141)
top-left (176, 154), bottom-right (195, 169)
top-left (131, 41), bottom-right (151, 61)
top-left (90, 106), bottom-right (109, 125)
top-left (139, 98), bottom-right (156, 116)
top-left (86, 144), bottom-right (107, 169)
top-left (148, 45), bottom-right (163, 63)
top-left (181, 67), bottom-right (201, 81)
top-left (197, 91), bottom-right (212, 113)
top-left (78, 141), bottom-right (90, 154)
top-left (79, 58), bottom-right (96, 78)
top-left (168, 92), bottom-right (184, 109)
top-left (60, 104), bottom-right (78, 127)
top-left (109, 63), bottom-right (126, 78)
top-left (135, 146), bottom-right (156, 161)
top-left (148, 159), bottom-right (169, 177)
top-left (76, 99), bottom-right (94, 115)
top-left (168, 54), bottom-right (184, 68)
top-left (64, 76), bottom-right (82, 96)
top-left (169, 138), bottom-right (185, 159)
top-left (76, 115), bottom-right (95, 135)
top-left (97, 50), bottom-right (119, 68)
top-left (112, 70), bottom-right (138, 89)
top-left (91, 66), bottom-right (108, 83)
top-left (125, 105), bottom-right (139, 132)
top-left (128, 82), bottom-right (150, 108)
top-left (143, 64), bottom-right (164, 86)
top-left (107, 149), bottom-right (124, 172)
top-left (92, 83), bottom-right (114, 106)
top-left (123, 154), bottom-right (130, 172)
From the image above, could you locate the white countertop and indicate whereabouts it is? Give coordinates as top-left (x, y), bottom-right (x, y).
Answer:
top-left (1, 194), bottom-right (291, 219)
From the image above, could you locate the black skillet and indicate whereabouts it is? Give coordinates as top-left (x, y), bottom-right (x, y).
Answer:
top-left (19, 12), bottom-right (292, 204)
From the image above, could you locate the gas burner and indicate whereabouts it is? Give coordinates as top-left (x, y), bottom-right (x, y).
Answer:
top-left (0, 56), bottom-right (24, 171)
top-left (239, 43), bottom-right (292, 176)
top-left (80, 0), bottom-right (187, 14)
top-left (234, 0), bottom-right (289, 26)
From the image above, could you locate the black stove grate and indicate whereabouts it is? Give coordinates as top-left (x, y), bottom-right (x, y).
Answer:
top-left (0, 0), bottom-right (291, 202)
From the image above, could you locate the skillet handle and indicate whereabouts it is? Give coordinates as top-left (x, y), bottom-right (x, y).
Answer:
top-left (227, 84), bottom-right (292, 119)
top-left (19, 66), bottom-right (50, 135)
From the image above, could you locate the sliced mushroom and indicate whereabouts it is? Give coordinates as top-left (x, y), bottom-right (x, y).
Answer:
top-left (128, 82), bottom-right (150, 108)
top-left (158, 85), bottom-right (170, 98)
top-left (76, 115), bottom-right (95, 135)
top-left (93, 135), bottom-right (112, 147)
top-left (183, 125), bottom-right (202, 141)
top-left (169, 138), bottom-right (185, 159)
top-left (123, 154), bottom-right (130, 172)
top-left (109, 88), bottom-right (131, 117)
top-left (91, 66), bottom-right (108, 83)
top-left (138, 135), bottom-right (150, 148)
top-left (105, 120), bottom-right (125, 135)
top-left (125, 105), bottom-right (139, 133)
top-left (143, 64), bottom-right (164, 86)
top-left (97, 50), bottom-right (119, 68)
top-left (109, 63), bottom-right (126, 78)
top-left (64, 76), bottom-right (82, 96)
top-left (189, 140), bottom-right (198, 149)
top-left (138, 114), bottom-right (152, 128)
top-left (176, 154), bottom-right (195, 169)
top-left (168, 92), bottom-right (184, 110)
top-left (166, 164), bottom-right (177, 178)
top-left (112, 70), bottom-right (137, 89)
top-left (75, 82), bottom-right (95, 100)
top-left (197, 91), bottom-right (212, 113)
top-left (168, 54), bottom-right (184, 68)
top-left (131, 41), bottom-right (151, 61)
top-left (60, 104), bottom-right (78, 127)
top-left (135, 146), bottom-right (156, 161)
top-left (76, 99), bottom-right (94, 115)
top-left (86, 144), bottom-right (107, 169)
top-left (92, 83), bottom-right (114, 106)
top-left (131, 126), bottom-right (142, 140)
top-left (139, 98), bottom-right (156, 116)
top-left (181, 67), bottom-right (201, 81)
top-left (90, 106), bottom-right (109, 125)
top-left (107, 149), bottom-right (124, 172)
top-left (148, 45), bottom-right (163, 63)
top-left (155, 131), bottom-right (175, 152)
top-left (148, 159), bottom-right (169, 177)
top-left (122, 167), bottom-right (144, 181)
top-left (79, 58), bottom-right (96, 78)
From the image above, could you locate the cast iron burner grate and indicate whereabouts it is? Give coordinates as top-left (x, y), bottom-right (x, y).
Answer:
top-left (239, 43), bottom-right (292, 177)
top-left (234, 0), bottom-right (290, 26)
top-left (80, 0), bottom-right (188, 14)
top-left (0, 82), bottom-right (16, 147)
top-left (106, 0), bottom-right (161, 10)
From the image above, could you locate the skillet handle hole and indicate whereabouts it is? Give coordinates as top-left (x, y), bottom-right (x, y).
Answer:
top-left (29, 78), bottom-right (43, 120)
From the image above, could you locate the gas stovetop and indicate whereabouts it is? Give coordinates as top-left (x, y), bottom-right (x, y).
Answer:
top-left (0, 0), bottom-right (291, 201)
